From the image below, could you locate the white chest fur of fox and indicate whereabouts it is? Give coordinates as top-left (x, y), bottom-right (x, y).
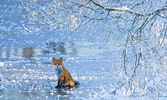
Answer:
top-left (55, 68), bottom-right (62, 78)
top-left (54, 65), bottom-right (62, 78)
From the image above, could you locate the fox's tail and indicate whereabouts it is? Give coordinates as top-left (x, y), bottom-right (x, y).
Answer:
top-left (74, 80), bottom-right (80, 86)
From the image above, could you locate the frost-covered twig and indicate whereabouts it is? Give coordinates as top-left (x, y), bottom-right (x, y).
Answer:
top-left (89, 0), bottom-right (167, 17)
top-left (110, 82), bottom-right (125, 94)
top-left (122, 49), bottom-right (127, 76)
top-left (131, 52), bottom-right (142, 79)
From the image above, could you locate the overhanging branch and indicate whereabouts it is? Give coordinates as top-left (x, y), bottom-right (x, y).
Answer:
top-left (90, 0), bottom-right (167, 17)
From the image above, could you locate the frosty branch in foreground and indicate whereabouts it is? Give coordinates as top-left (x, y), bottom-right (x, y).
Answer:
top-left (90, 0), bottom-right (167, 17)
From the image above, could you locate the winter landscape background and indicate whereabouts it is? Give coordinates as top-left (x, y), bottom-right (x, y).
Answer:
top-left (0, 0), bottom-right (167, 99)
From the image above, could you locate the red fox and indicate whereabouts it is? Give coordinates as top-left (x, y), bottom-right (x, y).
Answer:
top-left (52, 57), bottom-right (79, 88)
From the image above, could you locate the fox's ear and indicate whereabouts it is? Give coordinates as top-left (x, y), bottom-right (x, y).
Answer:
top-left (59, 57), bottom-right (63, 62)
top-left (52, 57), bottom-right (56, 61)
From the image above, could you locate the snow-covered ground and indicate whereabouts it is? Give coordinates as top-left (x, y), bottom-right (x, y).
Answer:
top-left (0, 2), bottom-right (117, 98)
top-left (0, 0), bottom-right (167, 100)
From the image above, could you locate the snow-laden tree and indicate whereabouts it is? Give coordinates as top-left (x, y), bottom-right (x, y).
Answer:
top-left (22, 0), bottom-right (167, 97)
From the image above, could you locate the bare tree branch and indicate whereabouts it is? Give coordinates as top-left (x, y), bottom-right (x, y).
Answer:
top-left (90, 0), bottom-right (167, 17)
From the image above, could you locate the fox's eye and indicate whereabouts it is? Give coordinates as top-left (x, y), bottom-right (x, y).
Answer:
top-left (58, 63), bottom-right (61, 65)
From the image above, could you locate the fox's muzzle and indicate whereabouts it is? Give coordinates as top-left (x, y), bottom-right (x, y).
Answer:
top-left (55, 65), bottom-right (62, 70)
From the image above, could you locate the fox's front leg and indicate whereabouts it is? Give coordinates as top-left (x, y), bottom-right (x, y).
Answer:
top-left (61, 76), bottom-right (66, 87)
top-left (56, 77), bottom-right (63, 88)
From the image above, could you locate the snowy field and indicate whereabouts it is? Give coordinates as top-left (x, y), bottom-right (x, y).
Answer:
top-left (0, 39), bottom-right (152, 100)
top-left (0, 0), bottom-right (167, 100)
top-left (0, 37), bottom-right (123, 99)
top-left (0, 1), bottom-right (119, 99)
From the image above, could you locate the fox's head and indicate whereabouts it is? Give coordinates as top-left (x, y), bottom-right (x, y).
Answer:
top-left (52, 57), bottom-right (63, 70)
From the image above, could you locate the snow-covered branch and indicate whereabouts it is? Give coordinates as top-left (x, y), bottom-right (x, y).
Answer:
top-left (90, 0), bottom-right (167, 17)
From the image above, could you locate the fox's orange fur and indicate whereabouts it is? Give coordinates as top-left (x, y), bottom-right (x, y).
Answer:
top-left (52, 57), bottom-right (78, 88)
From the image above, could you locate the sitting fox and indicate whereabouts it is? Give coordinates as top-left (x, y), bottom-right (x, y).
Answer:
top-left (52, 57), bottom-right (79, 88)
